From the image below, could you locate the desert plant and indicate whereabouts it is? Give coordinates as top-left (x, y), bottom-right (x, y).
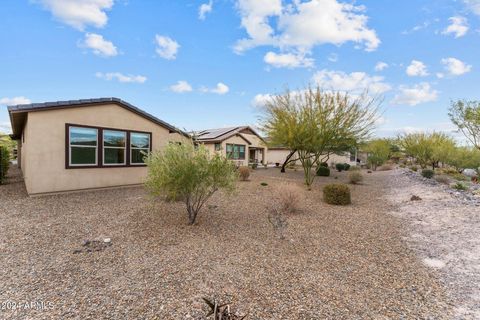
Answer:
top-left (145, 143), bottom-right (237, 225)
top-left (319, 162), bottom-right (329, 167)
top-left (434, 175), bottom-right (451, 184)
top-left (238, 166), bottom-right (250, 181)
top-left (452, 182), bottom-right (468, 191)
top-left (410, 166), bottom-right (418, 172)
top-left (277, 183), bottom-right (304, 214)
top-left (349, 166), bottom-right (361, 171)
top-left (251, 163), bottom-right (258, 170)
top-left (260, 182), bottom-right (268, 186)
top-left (343, 163), bottom-right (351, 171)
top-left (323, 183), bottom-right (351, 205)
top-left (335, 163), bottom-right (345, 172)
top-left (0, 145), bottom-right (10, 185)
top-left (203, 298), bottom-right (246, 319)
top-left (348, 171), bottom-right (363, 184)
top-left (421, 169), bottom-right (434, 179)
top-left (316, 165), bottom-right (330, 176)
top-left (449, 100), bottom-right (480, 150)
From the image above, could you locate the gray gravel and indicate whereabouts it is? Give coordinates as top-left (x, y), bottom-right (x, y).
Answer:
top-left (0, 166), bottom-right (451, 319)
top-left (387, 169), bottom-right (480, 319)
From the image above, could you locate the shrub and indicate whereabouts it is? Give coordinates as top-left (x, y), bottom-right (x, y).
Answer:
top-left (343, 163), bottom-right (351, 171)
top-left (319, 162), bottom-right (329, 167)
top-left (268, 207), bottom-right (288, 240)
top-left (452, 182), bottom-right (468, 191)
top-left (410, 166), bottom-right (418, 172)
top-left (323, 183), bottom-right (351, 205)
top-left (421, 169), bottom-right (434, 179)
top-left (260, 182), bottom-right (268, 186)
top-left (378, 164), bottom-right (393, 171)
top-left (335, 163), bottom-right (345, 172)
top-left (316, 166), bottom-right (330, 176)
top-left (348, 171), bottom-right (363, 184)
top-left (145, 143), bottom-right (237, 225)
top-left (251, 163), bottom-right (258, 170)
top-left (0, 145), bottom-right (10, 185)
top-left (399, 164), bottom-right (406, 168)
top-left (434, 175), bottom-right (451, 184)
top-left (238, 166), bottom-right (250, 181)
top-left (349, 166), bottom-right (361, 171)
top-left (277, 183), bottom-right (304, 214)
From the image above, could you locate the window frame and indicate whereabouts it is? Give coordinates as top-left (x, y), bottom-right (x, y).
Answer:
top-left (102, 129), bottom-right (127, 166)
top-left (65, 123), bottom-right (152, 169)
top-left (226, 143), bottom-right (246, 160)
top-left (130, 132), bottom-right (151, 165)
top-left (68, 126), bottom-right (98, 167)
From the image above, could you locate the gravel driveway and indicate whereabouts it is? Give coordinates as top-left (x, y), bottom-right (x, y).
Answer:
top-left (0, 166), bottom-right (451, 319)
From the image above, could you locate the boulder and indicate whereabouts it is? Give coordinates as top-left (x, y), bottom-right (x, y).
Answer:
top-left (463, 169), bottom-right (478, 178)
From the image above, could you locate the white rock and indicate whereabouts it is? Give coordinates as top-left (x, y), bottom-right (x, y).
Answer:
top-left (423, 258), bottom-right (446, 269)
top-left (103, 238), bottom-right (111, 243)
top-left (463, 169), bottom-right (478, 178)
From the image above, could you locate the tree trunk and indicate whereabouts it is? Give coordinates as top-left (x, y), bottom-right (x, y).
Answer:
top-left (281, 150), bottom-right (297, 173)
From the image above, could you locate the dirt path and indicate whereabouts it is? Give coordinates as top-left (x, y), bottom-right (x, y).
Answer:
top-left (387, 169), bottom-right (480, 319)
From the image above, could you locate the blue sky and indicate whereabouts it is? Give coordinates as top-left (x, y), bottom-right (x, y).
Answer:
top-left (1, 0), bottom-right (479, 140)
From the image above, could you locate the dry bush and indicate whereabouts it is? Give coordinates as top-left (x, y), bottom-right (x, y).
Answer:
top-left (348, 171), bottom-right (363, 184)
top-left (323, 183), bottom-right (351, 205)
top-left (277, 183), bottom-right (304, 214)
top-left (238, 166), bottom-right (250, 181)
top-left (434, 175), bottom-right (451, 184)
top-left (268, 207), bottom-right (288, 240)
top-left (378, 164), bottom-right (394, 171)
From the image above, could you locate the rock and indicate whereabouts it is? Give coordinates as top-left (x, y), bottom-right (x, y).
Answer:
top-left (82, 240), bottom-right (91, 246)
top-left (411, 195), bottom-right (422, 201)
top-left (73, 249), bottom-right (82, 254)
top-left (104, 238), bottom-right (111, 244)
top-left (463, 169), bottom-right (478, 178)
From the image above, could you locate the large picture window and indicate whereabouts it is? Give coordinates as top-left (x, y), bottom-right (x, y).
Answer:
top-left (69, 126), bottom-right (98, 166)
top-left (226, 144), bottom-right (245, 160)
top-left (103, 130), bottom-right (126, 165)
top-left (66, 124), bottom-right (152, 169)
top-left (130, 132), bottom-right (150, 164)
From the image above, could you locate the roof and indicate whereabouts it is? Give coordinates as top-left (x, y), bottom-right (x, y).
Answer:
top-left (194, 126), bottom-right (266, 145)
top-left (7, 97), bottom-right (189, 139)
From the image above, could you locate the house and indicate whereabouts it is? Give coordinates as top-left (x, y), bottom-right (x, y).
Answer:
top-left (195, 126), bottom-right (267, 167)
top-left (267, 147), bottom-right (358, 168)
top-left (8, 98), bottom-right (189, 195)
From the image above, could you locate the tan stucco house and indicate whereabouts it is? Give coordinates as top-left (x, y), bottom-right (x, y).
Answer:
top-left (8, 98), bottom-right (188, 195)
top-left (267, 147), bottom-right (358, 167)
top-left (195, 126), bottom-right (267, 167)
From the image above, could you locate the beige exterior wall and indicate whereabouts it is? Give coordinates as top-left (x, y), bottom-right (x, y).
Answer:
top-left (266, 149), bottom-right (355, 167)
top-left (22, 104), bottom-right (187, 195)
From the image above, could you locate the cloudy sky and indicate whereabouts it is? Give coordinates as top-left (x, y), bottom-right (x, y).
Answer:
top-left (0, 0), bottom-right (479, 138)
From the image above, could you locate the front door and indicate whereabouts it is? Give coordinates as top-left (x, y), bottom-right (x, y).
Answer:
top-left (249, 148), bottom-right (256, 163)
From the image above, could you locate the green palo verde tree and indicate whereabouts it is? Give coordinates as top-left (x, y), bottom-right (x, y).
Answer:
top-left (363, 139), bottom-right (391, 170)
top-left (449, 100), bottom-right (480, 150)
top-left (145, 143), bottom-right (238, 225)
top-left (398, 132), bottom-right (455, 169)
top-left (261, 86), bottom-right (379, 189)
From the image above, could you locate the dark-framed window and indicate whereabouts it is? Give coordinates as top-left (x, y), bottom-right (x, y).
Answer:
top-left (226, 144), bottom-right (245, 160)
top-left (66, 123), bottom-right (152, 169)
top-left (214, 143), bottom-right (221, 151)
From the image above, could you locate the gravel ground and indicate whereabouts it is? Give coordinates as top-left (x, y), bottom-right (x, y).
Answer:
top-left (0, 166), bottom-right (451, 319)
top-left (387, 169), bottom-right (480, 319)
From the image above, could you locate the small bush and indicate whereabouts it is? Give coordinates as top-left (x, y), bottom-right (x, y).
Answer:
top-left (348, 171), bottom-right (363, 184)
top-left (343, 163), bottom-right (351, 171)
top-left (421, 169), bottom-right (434, 179)
top-left (277, 183), bottom-right (304, 214)
top-left (260, 182), bottom-right (268, 186)
top-left (410, 166), bottom-right (418, 172)
top-left (0, 145), bottom-right (10, 185)
top-left (399, 164), bottom-right (406, 168)
top-left (319, 162), bottom-right (329, 167)
top-left (251, 163), bottom-right (258, 170)
top-left (238, 166), bottom-right (250, 181)
top-left (452, 182), bottom-right (468, 191)
top-left (434, 175), bottom-right (451, 184)
top-left (335, 163), bottom-right (345, 172)
top-left (349, 166), bottom-right (361, 171)
top-left (450, 173), bottom-right (469, 181)
top-left (323, 183), bottom-right (351, 205)
top-left (316, 166), bottom-right (330, 176)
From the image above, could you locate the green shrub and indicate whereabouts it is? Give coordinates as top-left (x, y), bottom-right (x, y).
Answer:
top-left (421, 169), bottom-right (434, 179)
top-left (349, 166), bottom-right (361, 171)
top-left (145, 143), bottom-right (237, 225)
top-left (343, 163), bottom-right (351, 171)
top-left (399, 164), bottom-right (406, 168)
top-left (335, 163), bottom-right (345, 172)
top-left (348, 171), bottom-right (363, 184)
top-left (316, 166), bottom-right (330, 176)
top-left (0, 145), bottom-right (10, 185)
top-left (452, 182), bottom-right (468, 191)
top-left (319, 162), bottom-right (328, 167)
top-left (323, 183), bottom-right (351, 205)
top-left (410, 166), bottom-right (418, 172)
top-left (260, 182), bottom-right (268, 186)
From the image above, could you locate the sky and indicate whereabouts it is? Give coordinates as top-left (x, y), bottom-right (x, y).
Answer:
top-left (0, 0), bottom-right (479, 141)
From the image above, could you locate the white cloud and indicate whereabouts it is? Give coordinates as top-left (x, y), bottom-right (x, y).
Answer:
top-left (234, 0), bottom-right (380, 54)
top-left (442, 16), bottom-right (469, 38)
top-left (441, 57), bottom-right (472, 76)
top-left (199, 1), bottom-right (213, 20)
top-left (374, 61), bottom-right (388, 71)
top-left (327, 53), bottom-right (338, 62)
top-left (170, 81), bottom-right (193, 93)
top-left (312, 69), bottom-right (391, 95)
top-left (95, 72), bottom-right (147, 83)
top-left (406, 60), bottom-right (429, 77)
top-left (264, 51), bottom-right (314, 68)
top-left (0, 97), bottom-right (31, 106)
top-left (464, 0), bottom-right (480, 15)
top-left (201, 83), bottom-right (230, 95)
top-left (81, 33), bottom-right (117, 57)
top-left (155, 35), bottom-right (180, 60)
top-left (0, 122), bottom-right (12, 134)
top-left (38, 0), bottom-right (113, 30)
top-left (392, 82), bottom-right (438, 106)
top-left (252, 93), bottom-right (273, 107)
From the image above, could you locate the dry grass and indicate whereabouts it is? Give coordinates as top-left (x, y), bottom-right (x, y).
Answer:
top-left (275, 182), bottom-right (304, 214)
top-left (238, 166), bottom-right (250, 181)
top-left (348, 170), bottom-right (364, 184)
top-left (0, 166), bottom-right (451, 319)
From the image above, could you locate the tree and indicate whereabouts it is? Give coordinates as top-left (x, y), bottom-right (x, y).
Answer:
top-left (262, 87), bottom-right (379, 189)
top-left (364, 139), bottom-right (391, 170)
top-left (145, 143), bottom-right (237, 225)
top-left (398, 132), bottom-right (455, 169)
top-left (449, 100), bottom-right (480, 150)
top-left (449, 147), bottom-right (480, 172)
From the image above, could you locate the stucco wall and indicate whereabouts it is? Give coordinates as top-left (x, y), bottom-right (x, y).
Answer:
top-left (203, 133), bottom-right (266, 166)
top-left (266, 150), bottom-right (355, 167)
top-left (23, 104), bottom-right (186, 195)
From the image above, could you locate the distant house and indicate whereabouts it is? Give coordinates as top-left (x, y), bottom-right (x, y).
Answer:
top-left (8, 98), bottom-right (188, 195)
top-left (195, 126), bottom-right (267, 167)
top-left (267, 147), bottom-right (358, 167)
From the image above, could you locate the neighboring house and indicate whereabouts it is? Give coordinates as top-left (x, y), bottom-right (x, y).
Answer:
top-left (8, 98), bottom-right (188, 195)
top-left (195, 126), bottom-right (267, 167)
top-left (267, 147), bottom-right (358, 167)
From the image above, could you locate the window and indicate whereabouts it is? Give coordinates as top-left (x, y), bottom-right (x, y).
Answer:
top-left (214, 143), bottom-right (221, 151)
top-left (131, 132), bottom-right (150, 164)
top-left (69, 126), bottom-right (98, 166)
top-left (226, 144), bottom-right (245, 160)
top-left (103, 130), bottom-right (126, 165)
